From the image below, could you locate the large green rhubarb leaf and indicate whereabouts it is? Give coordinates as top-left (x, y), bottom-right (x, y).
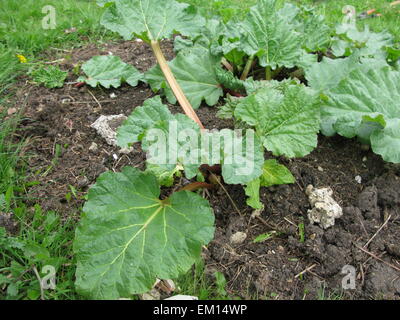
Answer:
top-left (305, 52), bottom-right (388, 93)
top-left (99, 0), bottom-right (205, 41)
top-left (74, 167), bottom-right (214, 299)
top-left (322, 67), bottom-right (400, 163)
top-left (305, 55), bottom-right (359, 92)
top-left (277, 4), bottom-right (331, 53)
top-left (234, 83), bottom-right (320, 158)
top-left (174, 18), bottom-right (232, 55)
top-left (145, 46), bottom-right (223, 108)
top-left (79, 55), bottom-right (143, 89)
top-left (236, 0), bottom-right (303, 70)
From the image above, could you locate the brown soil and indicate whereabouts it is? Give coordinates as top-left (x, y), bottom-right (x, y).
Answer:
top-left (9, 40), bottom-right (400, 300)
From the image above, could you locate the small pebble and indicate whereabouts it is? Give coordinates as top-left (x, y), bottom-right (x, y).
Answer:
top-left (7, 107), bottom-right (17, 115)
top-left (230, 232), bottom-right (247, 245)
top-left (317, 166), bottom-right (324, 172)
top-left (89, 142), bottom-right (98, 152)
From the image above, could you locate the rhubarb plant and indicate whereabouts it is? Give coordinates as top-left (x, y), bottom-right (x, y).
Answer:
top-left (72, 0), bottom-right (400, 300)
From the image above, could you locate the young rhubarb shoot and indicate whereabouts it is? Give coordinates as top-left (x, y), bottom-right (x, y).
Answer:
top-left (240, 54), bottom-right (255, 80)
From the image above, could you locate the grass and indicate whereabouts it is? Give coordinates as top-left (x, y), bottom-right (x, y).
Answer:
top-left (0, 206), bottom-right (78, 300)
top-left (0, 115), bottom-right (20, 198)
top-left (0, 0), bottom-right (399, 300)
top-left (177, 259), bottom-right (237, 300)
top-left (0, 0), bottom-right (106, 54)
top-left (298, 0), bottom-right (400, 43)
top-left (0, 0), bottom-right (107, 300)
top-left (0, 0), bottom-right (108, 96)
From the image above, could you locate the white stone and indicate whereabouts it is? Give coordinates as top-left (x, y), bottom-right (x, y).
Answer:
top-left (90, 114), bottom-right (127, 146)
top-left (305, 185), bottom-right (343, 229)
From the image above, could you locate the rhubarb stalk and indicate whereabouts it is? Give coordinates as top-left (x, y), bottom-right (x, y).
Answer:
top-left (151, 40), bottom-right (204, 129)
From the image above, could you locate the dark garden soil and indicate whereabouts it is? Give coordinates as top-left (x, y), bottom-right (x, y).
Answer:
top-left (9, 40), bottom-right (400, 300)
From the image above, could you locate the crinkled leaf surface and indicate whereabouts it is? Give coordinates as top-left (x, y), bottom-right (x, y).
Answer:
top-left (279, 4), bottom-right (331, 53)
top-left (142, 113), bottom-right (202, 180)
top-left (300, 11), bottom-right (331, 52)
top-left (79, 55), bottom-right (143, 88)
top-left (243, 78), bottom-right (299, 95)
top-left (74, 167), bottom-right (215, 299)
top-left (99, 0), bottom-right (205, 41)
top-left (174, 36), bottom-right (194, 53)
top-left (235, 84), bottom-right (320, 158)
top-left (215, 67), bottom-right (246, 93)
top-left (236, 0), bottom-right (303, 69)
top-left (142, 122), bottom-right (264, 184)
top-left (322, 67), bottom-right (400, 163)
top-left (117, 97), bottom-right (201, 179)
top-left (145, 163), bottom-right (182, 187)
top-left (31, 66), bottom-right (67, 89)
top-left (145, 46), bottom-right (223, 108)
top-left (174, 18), bottom-right (231, 54)
top-left (296, 50), bottom-right (318, 70)
top-left (217, 95), bottom-right (242, 120)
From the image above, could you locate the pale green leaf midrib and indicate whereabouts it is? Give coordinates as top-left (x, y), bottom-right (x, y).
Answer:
top-left (98, 204), bottom-right (164, 281)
